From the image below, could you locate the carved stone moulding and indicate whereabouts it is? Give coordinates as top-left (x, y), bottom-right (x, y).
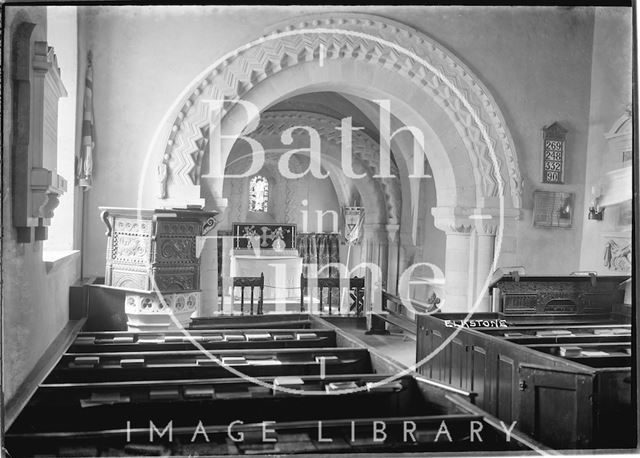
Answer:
top-left (124, 291), bottom-right (199, 332)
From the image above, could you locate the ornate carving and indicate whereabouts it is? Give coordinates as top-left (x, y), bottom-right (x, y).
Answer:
top-left (155, 273), bottom-right (196, 291)
top-left (157, 155), bottom-right (169, 199)
top-left (159, 14), bottom-right (522, 209)
top-left (497, 278), bottom-right (623, 315)
top-left (125, 292), bottom-right (199, 314)
top-left (603, 238), bottom-right (631, 272)
top-left (202, 216), bottom-right (218, 235)
top-left (255, 111), bottom-right (401, 223)
top-left (113, 234), bottom-right (149, 262)
top-left (101, 210), bottom-right (112, 236)
top-left (112, 269), bottom-right (148, 290)
top-left (157, 238), bottom-right (194, 261)
top-left (101, 207), bottom-right (216, 293)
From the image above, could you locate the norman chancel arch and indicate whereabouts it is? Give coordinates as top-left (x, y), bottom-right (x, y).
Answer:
top-left (153, 13), bottom-right (523, 315)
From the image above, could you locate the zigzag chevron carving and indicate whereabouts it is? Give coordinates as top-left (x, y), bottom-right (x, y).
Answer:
top-left (162, 14), bottom-right (522, 208)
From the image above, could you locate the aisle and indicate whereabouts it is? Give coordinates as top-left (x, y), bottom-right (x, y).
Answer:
top-left (324, 318), bottom-right (416, 368)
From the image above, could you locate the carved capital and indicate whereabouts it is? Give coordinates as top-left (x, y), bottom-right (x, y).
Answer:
top-left (431, 206), bottom-right (474, 234)
top-left (386, 224), bottom-right (400, 243)
top-left (363, 223), bottom-right (388, 241)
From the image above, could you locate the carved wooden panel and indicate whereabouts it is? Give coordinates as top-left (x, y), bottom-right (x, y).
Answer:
top-left (101, 208), bottom-right (216, 293)
top-left (495, 277), bottom-right (626, 315)
top-left (112, 234), bottom-right (151, 264)
top-left (111, 268), bottom-right (148, 291)
top-left (154, 237), bottom-right (196, 264)
top-left (153, 266), bottom-right (198, 292)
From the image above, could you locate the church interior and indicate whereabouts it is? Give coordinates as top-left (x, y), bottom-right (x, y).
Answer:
top-left (1, 5), bottom-right (637, 456)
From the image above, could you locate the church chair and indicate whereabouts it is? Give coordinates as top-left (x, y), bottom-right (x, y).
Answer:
top-left (232, 272), bottom-right (264, 315)
top-left (299, 274), bottom-right (365, 315)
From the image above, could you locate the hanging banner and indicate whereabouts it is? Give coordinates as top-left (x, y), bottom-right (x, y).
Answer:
top-left (343, 206), bottom-right (365, 245)
top-left (77, 51), bottom-right (95, 188)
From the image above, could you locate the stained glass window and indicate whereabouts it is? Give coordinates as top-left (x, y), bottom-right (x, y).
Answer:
top-left (249, 176), bottom-right (269, 212)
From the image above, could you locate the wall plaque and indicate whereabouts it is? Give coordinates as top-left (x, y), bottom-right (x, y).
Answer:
top-left (542, 122), bottom-right (567, 184)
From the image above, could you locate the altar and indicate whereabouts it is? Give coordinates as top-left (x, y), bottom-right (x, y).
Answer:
top-left (230, 248), bottom-right (302, 301)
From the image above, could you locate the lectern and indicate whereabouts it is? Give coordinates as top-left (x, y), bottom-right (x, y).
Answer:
top-left (100, 207), bottom-right (217, 331)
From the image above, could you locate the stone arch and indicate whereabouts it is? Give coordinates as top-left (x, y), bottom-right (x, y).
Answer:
top-left (246, 110), bottom-right (402, 224)
top-left (151, 12), bottom-right (526, 312)
top-left (155, 13), bottom-right (523, 217)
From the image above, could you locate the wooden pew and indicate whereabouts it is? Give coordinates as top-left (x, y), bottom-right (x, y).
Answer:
top-left (190, 313), bottom-right (312, 330)
top-left (416, 309), bottom-right (633, 449)
top-left (69, 328), bottom-right (337, 352)
top-left (10, 374), bottom-right (418, 433)
top-left (6, 412), bottom-right (536, 456)
top-left (46, 347), bottom-right (373, 383)
top-left (5, 315), bottom-right (545, 457)
top-left (6, 376), bottom-right (542, 458)
top-left (478, 324), bottom-right (631, 344)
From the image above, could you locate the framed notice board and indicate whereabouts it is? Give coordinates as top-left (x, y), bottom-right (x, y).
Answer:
top-left (533, 191), bottom-right (573, 228)
top-left (542, 122), bottom-right (567, 184)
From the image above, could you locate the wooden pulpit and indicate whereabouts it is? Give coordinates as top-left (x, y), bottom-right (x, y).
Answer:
top-left (100, 207), bottom-right (217, 331)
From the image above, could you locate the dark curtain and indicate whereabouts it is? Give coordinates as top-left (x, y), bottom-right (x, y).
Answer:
top-left (297, 233), bottom-right (341, 310)
top-left (296, 233), bottom-right (340, 277)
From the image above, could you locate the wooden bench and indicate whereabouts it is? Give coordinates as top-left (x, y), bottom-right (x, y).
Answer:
top-left (5, 316), bottom-right (545, 457)
top-left (417, 311), bottom-right (633, 449)
top-left (69, 329), bottom-right (337, 352)
top-left (11, 374), bottom-right (417, 433)
top-left (190, 313), bottom-right (312, 330)
top-left (46, 347), bottom-right (374, 383)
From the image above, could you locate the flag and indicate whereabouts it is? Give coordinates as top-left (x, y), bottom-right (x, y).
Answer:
top-left (77, 51), bottom-right (94, 188)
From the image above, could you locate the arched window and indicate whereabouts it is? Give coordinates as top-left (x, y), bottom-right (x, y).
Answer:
top-left (249, 176), bottom-right (269, 212)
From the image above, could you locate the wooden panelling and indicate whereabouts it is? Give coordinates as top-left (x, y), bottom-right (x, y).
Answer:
top-left (518, 365), bottom-right (593, 447)
top-left (497, 355), bottom-right (515, 422)
top-left (416, 312), bottom-right (632, 449)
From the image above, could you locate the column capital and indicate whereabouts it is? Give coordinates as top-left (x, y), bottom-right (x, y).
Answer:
top-left (385, 223), bottom-right (400, 243)
top-left (363, 223), bottom-right (388, 242)
top-left (431, 206), bottom-right (473, 234)
top-left (432, 206), bottom-right (521, 235)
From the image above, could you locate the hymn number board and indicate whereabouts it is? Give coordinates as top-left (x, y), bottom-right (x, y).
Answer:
top-left (542, 122), bottom-right (567, 184)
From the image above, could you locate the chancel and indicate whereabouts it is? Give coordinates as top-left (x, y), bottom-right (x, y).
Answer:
top-left (1, 4), bottom-right (636, 457)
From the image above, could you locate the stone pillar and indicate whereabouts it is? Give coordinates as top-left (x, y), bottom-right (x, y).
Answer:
top-left (386, 224), bottom-right (400, 295)
top-left (432, 206), bottom-right (521, 313)
top-left (221, 234), bottom-right (233, 313)
top-left (432, 206), bottom-right (473, 313)
top-left (198, 235), bottom-right (218, 316)
top-left (442, 230), bottom-right (472, 311)
top-left (361, 223), bottom-right (386, 316)
top-left (474, 224), bottom-right (497, 312)
top-left (198, 200), bottom-right (227, 317)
